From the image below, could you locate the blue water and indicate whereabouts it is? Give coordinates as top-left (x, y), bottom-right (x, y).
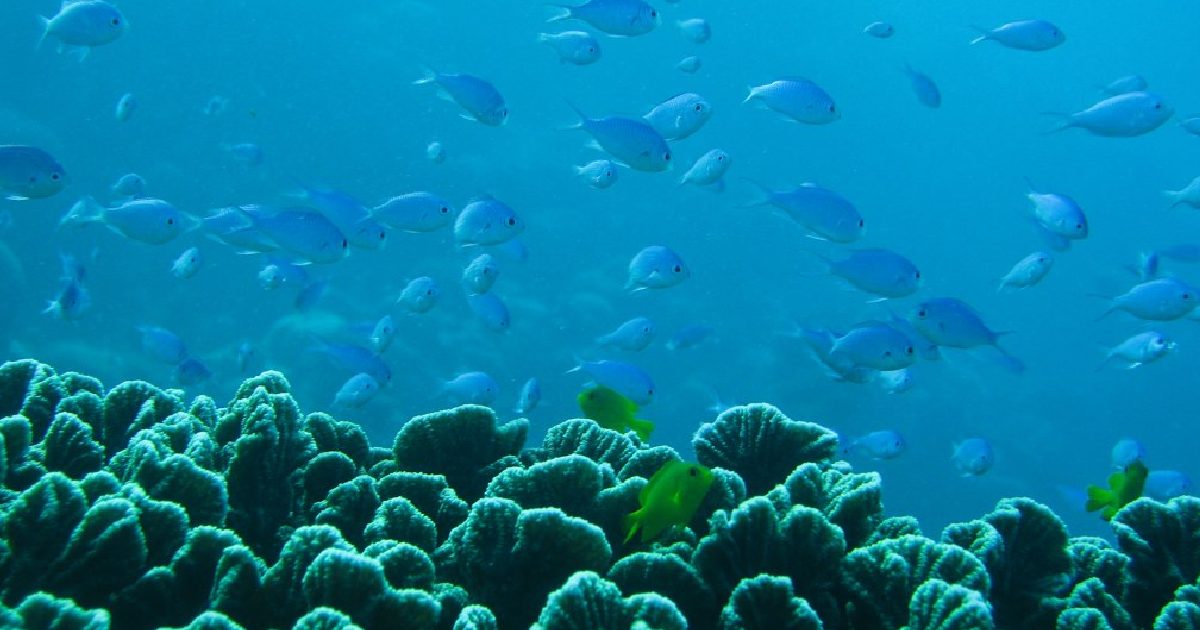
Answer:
top-left (2, 0), bottom-right (1199, 539)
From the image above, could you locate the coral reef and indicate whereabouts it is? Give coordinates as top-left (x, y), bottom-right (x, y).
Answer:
top-left (0, 358), bottom-right (1197, 630)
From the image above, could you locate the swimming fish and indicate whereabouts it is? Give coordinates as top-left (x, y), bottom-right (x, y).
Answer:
top-left (1047, 92), bottom-right (1173, 137)
top-left (744, 78), bottom-right (839, 125)
top-left (903, 65), bottom-right (941, 108)
top-left (454, 197), bottom-right (525, 245)
top-left (138, 325), bottom-right (187, 365)
top-left (998, 252), bottom-right (1054, 290)
top-left (39, 0), bottom-right (127, 58)
top-left (60, 197), bottom-right (191, 245)
top-left (292, 186), bottom-right (387, 251)
top-left (1144, 470), bottom-right (1192, 501)
top-left (370, 314), bottom-right (397, 353)
top-left (43, 253), bottom-right (90, 321)
top-left (643, 93), bottom-right (712, 140)
top-left (110, 173), bottom-right (145, 199)
top-left (1110, 438), bottom-right (1146, 469)
top-left (598, 317), bottom-right (656, 351)
top-left (426, 141), bottom-right (446, 163)
top-left (233, 206), bottom-right (348, 263)
top-left (575, 160), bottom-right (619, 189)
top-left (843, 430), bottom-right (907, 460)
top-left (1097, 278), bottom-right (1197, 321)
top-left (548, 0), bottom-right (658, 38)
top-left (863, 22), bottom-right (894, 38)
top-left (578, 384), bottom-right (654, 441)
top-left (397, 277), bottom-right (440, 313)
top-left (115, 93), bottom-right (137, 122)
top-left (952, 438), bottom-right (994, 477)
top-left (748, 181), bottom-right (864, 243)
top-left (911, 297), bottom-right (1012, 352)
top-left (677, 18), bottom-right (710, 43)
top-left (1026, 188), bottom-right (1088, 251)
top-left (414, 68), bottom-right (508, 126)
top-left (467, 292), bottom-right (511, 332)
top-left (515, 377), bottom-right (542, 415)
top-left (171, 247), bottom-right (202, 279)
top-left (1163, 176), bottom-right (1200, 208)
top-left (372, 192), bottom-right (455, 233)
top-left (970, 20), bottom-right (1065, 51)
top-left (622, 460), bottom-right (713, 543)
top-left (665, 324), bottom-right (713, 351)
top-left (1102, 331), bottom-right (1174, 369)
top-left (878, 369), bottom-right (913, 394)
top-left (443, 371), bottom-right (499, 405)
top-left (461, 253), bottom-right (500, 294)
top-left (175, 357), bottom-right (212, 386)
top-left (333, 373), bottom-right (381, 409)
top-left (679, 150), bottom-right (730, 188)
top-left (571, 359), bottom-right (655, 405)
top-left (821, 248), bottom-right (921, 299)
top-left (1100, 75), bottom-right (1148, 96)
top-left (1086, 460), bottom-right (1147, 521)
top-left (568, 104), bottom-right (671, 172)
top-left (0, 145), bottom-right (67, 200)
top-left (626, 245), bottom-right (690, 290)
top-left (676, 56), bottom-right (701, 73)
top-left (310, 340), bottom-right (392, 384)
top-left (828, 323), bottom-right (916, 372)
top-left (538, 31), bottom-right (602, 65)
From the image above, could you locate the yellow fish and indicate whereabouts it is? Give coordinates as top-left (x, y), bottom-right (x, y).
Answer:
top-left (623, 460), bottom-right (714, 543)
top-left (1086, 460), bottom-right (1148, 521)
top-left (578, 384), bottom-right (654, 441)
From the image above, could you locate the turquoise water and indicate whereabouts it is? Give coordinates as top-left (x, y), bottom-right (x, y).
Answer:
top-left (3, 0), bottom-right (1199, 539)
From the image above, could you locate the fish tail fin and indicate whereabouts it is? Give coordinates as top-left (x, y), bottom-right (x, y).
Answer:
top-left (629, 418), bottom-right (655, 441)
top-left (58, 196), bottom-right (104, 228)
top-left (968, 26), bottom-right (989, 45)
top-left (621, 510), bottom-right (642, 543)
top-left (42, 299), bottom-right (61, 318)
top-left (740, 178), bottom-right (774, 208)
top-left (1039, 112), bottom-right (1074, 135)
top-left (36, 15), bottom-right (51, 49)
top-left (545, 5), bottom-right (572, 23)
top-left (413, 64), bottom-right (438, 85)
top-left (1084, 485), bottom-right (1113, 513)
top-left (561, 100), bottom-right (587, 130)
top-left (1163, 189), bottom-right (1184, 207)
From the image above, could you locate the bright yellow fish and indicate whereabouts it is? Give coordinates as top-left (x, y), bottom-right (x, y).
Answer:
top-left (578, 384), bottom-right (654, 441)
top-left (1086, 460), bottom-right (1148, 521)
top-left (623, 460), bottom-right (714, 543)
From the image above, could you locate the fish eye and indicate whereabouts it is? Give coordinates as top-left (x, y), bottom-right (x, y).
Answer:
top-left (917, 309), bottom-right (927, 318)
top-left (28, 175), bottom-right (37, 183)
top-left (914, 271), bottom-right (920, 279)
top-left (379, 231), bottom-right (385, 239)
top-left (1155, 103), bottom-right (1163, 110)
top-left (694, 104), bottom-right (702, 112)
top-left (166, 218), bottom-right (175, 225)
top-left (605, 170), bottom-right (613, 177)
top-left (51, 173), bottom-right (61, 181)
top-left (650, 9), bottom-right (657, 17)
top-left (341, 239), bottom-right (348, 248)
top-left (440, 206), bottom-right (449, 214)
top-left (858, 219), bottom-right (864, 227)
top-left (111, 18), bottom-right (120, 26)
top-left (688, 466), bottom-right (698, 477)
top-left (905, 346), bottom-right (913, 355)
top-left (664, 152), bottom-right (671, 161)
top-left (883, 351), bottom-right (892, 358)
top-left (829, 104), bottom-right (836, 113)
top-left (673, 264), bottom-right (682, 273)
top-left (506, 217), bottom-right (517, 226)
top-left (647, 388), bottom-right (654, 396)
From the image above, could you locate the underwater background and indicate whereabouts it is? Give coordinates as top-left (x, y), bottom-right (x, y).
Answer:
top-left (2, 0), bottom-right (1200, 562)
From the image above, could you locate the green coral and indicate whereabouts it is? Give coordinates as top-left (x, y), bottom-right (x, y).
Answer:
top-left (717, 574), bottom-right (822, 630)
top-left (531, 571), bottom-right (686, 630)
top-left (1112, 497), bottom-right (1200, 627)
top-left (908, 579), bottom-right (995, 630)
top-left (392, 405), bottom-right (527, 503)
top-left (768, 462), bottom-right (883, 549)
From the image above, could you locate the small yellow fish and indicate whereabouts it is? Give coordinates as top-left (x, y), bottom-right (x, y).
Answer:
top-left (578, 384), bottom-right (654, 441)
top-left (623, 460), bottom-right (714, 543)
top-left (1086, 460), bottom-right (1148, 521)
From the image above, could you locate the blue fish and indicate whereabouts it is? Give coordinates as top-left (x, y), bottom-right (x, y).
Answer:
top-left (0, 146), bottom-right (67, 200)
top-left (679, 150), bottom-right (730, 188)
top-left (863, 21), bottom-right (894, 38)
top-left (643, 93), bottom-right (712, 141)
top-left (843, 430), bottom-right (907, 460)
top-left (110, 173), bottom-right (145, 199)
top-left (1098, 278), bottom-right (1197, 321)
top-left (443, 371), bottom-right (500, 405)
top-left (598, 317), bottom-right (656, 351)
top-left (467, 292), bottom-right (511, 332)
top-left (370, 315), bottom-right (397, 353)
top-left (60, 197), bottom-right (191, 245)
top-left (676, 56), bottom-right (701, 73)
top-left (575, 160), bottom-right (619, 189)
top-left (398, 277), bottom-right (440, 313)
top-left (665, 324), bottom-right (713, 351)
top-left (548, 0), bottom-right (658, 37)
top-left (462, 253), bottom-right (500, 294)
top-left (171, 247), bottom-right (202, 279)
top-left (627, 245), bottom-right (689, 290)
top-left (515, 377), bottom-right (542, 415)
top-left (538, 31), bottom-right (601, 65)
top-left (258, 256), bottom-right (310, 290)
top-left (333, 373), bottom-right (381, 409)
top-left (39, 0), bottom-right (126, 58)
top-left (952, 438), bottom-right (994, 476)
top-left (454, 197), bottom-right (525, 245)
top-left (175, 357), bottom-right (213, 386)
top-left (138, 325), bottom-right (187, 365)
top-left (1110, 439), bottom-right (1146, 469)
top-left (115, 93), bottom-right (137, 122)
top-left (744, 78), bottom-right (839, 125)
top-left (310, 340), bottom-right (392, 384)
top-left (294, 187), bottom-right (387, 251)
top-left (1145, 470), bottom-right (1192, 501)
top-left (372, 192), bottom-right (456, 232)
top-left (568, 104), bottom-right (672, 172)
top-left (1047, 92), bottom-right (1172, 137)
top-left (903, 65), bottom-right (941, 108)
top-left (677, 18), bottom-right (710, 43)
top-left (748, 181), bottom-right (864, 243)
top-left (236, 206), bottom-right (348, 264)
top-left (1026, 189), bottom-right (1087, 251)
top-left (570, 359), bottom-right (655, 405)
top-left (970, 20), bottom-right (1065, 51)
top-left (415, 68), bottom-right (507, 126)
top-left (43, 253), bottom-right (90, 321)
top-left (823, 248), bottom-right (920, 299)
top-left (828, 323), bottom-right (916, 372)
top-left (998, 252), bottom-right (1054, 290)
top-left (911, 298), bottom-right (1012, 356)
